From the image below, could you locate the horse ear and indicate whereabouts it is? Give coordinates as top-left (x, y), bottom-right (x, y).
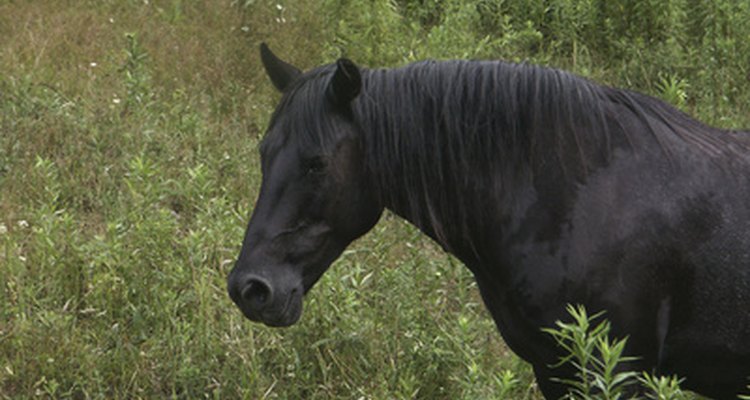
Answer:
top-left (260, 43), bottom-right (301, 92)
top-left (328, 58), bottom-right (362, 106)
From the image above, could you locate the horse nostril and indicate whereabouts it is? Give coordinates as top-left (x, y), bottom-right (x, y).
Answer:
top-left (242, 278), bottom-right (272, 307)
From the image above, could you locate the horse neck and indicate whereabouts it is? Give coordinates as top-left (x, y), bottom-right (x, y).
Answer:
top-left (353, 62), bottom-right (614, 258)
top-left (353, 61), bottom-right (750, 265)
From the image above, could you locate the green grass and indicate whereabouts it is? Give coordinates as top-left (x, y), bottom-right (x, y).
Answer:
top-left (1, 0), bottom-right (747, 398)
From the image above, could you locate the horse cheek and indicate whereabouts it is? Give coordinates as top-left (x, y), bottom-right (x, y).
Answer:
top-left (325, 138), bottom-right (382, 239)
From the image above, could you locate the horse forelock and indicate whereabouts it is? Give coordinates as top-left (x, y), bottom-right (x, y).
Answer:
top-left (260, 65), bottom-right (339, 158)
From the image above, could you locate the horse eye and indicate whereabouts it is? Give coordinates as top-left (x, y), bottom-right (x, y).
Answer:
top-left (304, 157), bottom-right (326, 175)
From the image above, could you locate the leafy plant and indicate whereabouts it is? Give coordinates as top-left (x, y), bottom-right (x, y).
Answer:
top-left (122, 32), bottom-right (153, 110)
top-left (639, 373), bottom-right (687, 400)
top-left (545, 305), bottom-right (692, 400)
top-left (656, 73), bottom-right (690, 109)
top-left (545, 305), bottom-right (638, 399)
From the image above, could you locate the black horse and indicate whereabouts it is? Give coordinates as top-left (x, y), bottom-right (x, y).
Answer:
top-left (228, 44), bottom-right (750, 399)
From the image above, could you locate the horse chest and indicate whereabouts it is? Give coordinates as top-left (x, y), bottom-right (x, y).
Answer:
top-left (468, 242), bottom-right (574, 363)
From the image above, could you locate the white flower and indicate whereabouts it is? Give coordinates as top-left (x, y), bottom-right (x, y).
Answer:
top-left (113, 98), bottom-right (121, 104)
top-left (90, 62), bottom-right (97, 67)
top-left (276, 4), bottom-right (283, 10)
top-left (17, 220), bottom-right (28, 228)
top-left (0, 224), bottom-right (6, 234)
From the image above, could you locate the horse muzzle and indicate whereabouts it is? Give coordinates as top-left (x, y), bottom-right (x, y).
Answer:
top-left (227, 267), bottom-right (304, 327)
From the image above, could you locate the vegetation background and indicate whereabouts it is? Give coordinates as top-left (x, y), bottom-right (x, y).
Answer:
top-left (1, 0), bottom-right (748, 398)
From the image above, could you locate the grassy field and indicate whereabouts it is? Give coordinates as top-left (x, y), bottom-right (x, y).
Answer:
top-left (1, 0), bottom-right (748, 398)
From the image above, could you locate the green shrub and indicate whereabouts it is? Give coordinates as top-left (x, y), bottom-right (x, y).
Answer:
top-left (545, 305), bottom-right (689, 400)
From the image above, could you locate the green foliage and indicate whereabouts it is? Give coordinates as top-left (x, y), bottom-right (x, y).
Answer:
top-left (315, 0), bottom-right (750, 129)
top-left (545, 305), bottom-right (638, 399)
top-left (1, 0), bottom-right (747, 398)
top-left (639, 373), bottom-right (688, 400)
top-left (122, 32), bottom-right (153, 110)
top-left (545, 305), bottom-right (691, 400)
top-left (656, 73), bottom-right (690, 110)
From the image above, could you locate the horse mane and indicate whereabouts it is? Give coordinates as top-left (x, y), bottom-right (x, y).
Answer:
top-left (263, 59), bottom-right (749, 251)
top-left (350, 60), bottom-right (745, 247)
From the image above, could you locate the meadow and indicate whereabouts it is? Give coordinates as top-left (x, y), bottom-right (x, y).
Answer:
top-left (1, 0), bottom-right (748, 398)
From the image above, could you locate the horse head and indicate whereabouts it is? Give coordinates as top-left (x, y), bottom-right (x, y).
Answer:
top-left (227, 44), bottom-right (383, 326)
